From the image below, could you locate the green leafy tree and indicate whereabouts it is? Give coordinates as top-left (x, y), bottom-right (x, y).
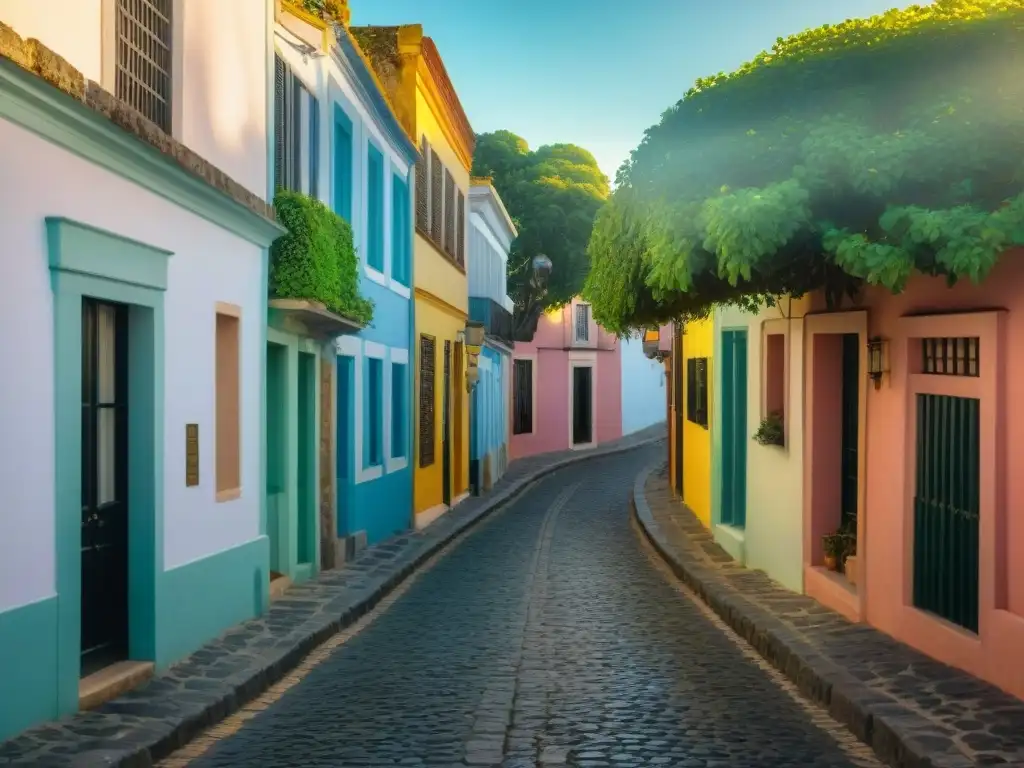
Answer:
top-left (472, 132), bottom-right (610, 330)
top-left (584, 0), bottom-right (1024, 334)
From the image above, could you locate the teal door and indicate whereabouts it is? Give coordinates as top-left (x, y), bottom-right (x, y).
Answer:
top-left (721, 331), bottom-right (748, 527)
top-left (296, 351), bottom-right (317, 569)
top-left (266, 343), bottom-right (288, 576)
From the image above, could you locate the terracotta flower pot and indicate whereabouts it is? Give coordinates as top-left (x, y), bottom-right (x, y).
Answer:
top-left (824, 555), bottom-right (838, 572)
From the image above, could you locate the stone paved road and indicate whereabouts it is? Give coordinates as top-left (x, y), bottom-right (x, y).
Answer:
top-left (181, 446), bottom-right (880, 768)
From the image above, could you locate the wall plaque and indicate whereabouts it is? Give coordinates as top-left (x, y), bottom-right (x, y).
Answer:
top-left (185, 423), bottom-right (199, 486)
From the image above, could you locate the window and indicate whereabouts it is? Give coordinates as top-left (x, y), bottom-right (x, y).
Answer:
top-left (274, 55), bottom-right (318, 194)
top-left (922, 337), bottom-right (979, 377)
top-left (333, 106), bottom-right (353, 221)
top-left (686, 357), bottom-right (709, 428)
top-left (430, 148), bottom-right (443, 243)
top-left (416, 137), bottom-right (430, 232)
top-left (513, 358), bottom-right (534, 435)
top-left (444, 169), bottom-right (456, 257)
top-left (365, 357), bottom-right (383, 467)
top-left (115, 0), bottom-right (173, 132)
top-left (574, 304), bottom-right (590, 343)
top-left (764, 333), bottom-right (785, 417)
top-left (418, 335), bottom-right (436, 467)
top-left (391, 362), bottom-right (407, 459)
top-left (392, 173), bottom-right (410, 285)
top-left (456, 190), bottom-right (465, 266)
top-left (366, 143), bottom-right (385, 272)
top-left (215, 305), bottom-right (241, 499)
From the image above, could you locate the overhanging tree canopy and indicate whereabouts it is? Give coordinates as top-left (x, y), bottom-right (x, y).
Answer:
top-left (584, 0), bottom-right (1024, 334)
top-left (472, 131), bottom-right (610, 312)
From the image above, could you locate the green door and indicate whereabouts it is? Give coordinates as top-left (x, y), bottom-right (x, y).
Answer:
top-left (721, 330), bottom-right (747, 527)
top-left (913, 393), bottom-right (980, 632)
top-left (297, 351), bottom-right (317, 568)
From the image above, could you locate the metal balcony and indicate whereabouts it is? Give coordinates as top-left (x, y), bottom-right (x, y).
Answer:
top-left (469, 297), bottom-right (514, 347)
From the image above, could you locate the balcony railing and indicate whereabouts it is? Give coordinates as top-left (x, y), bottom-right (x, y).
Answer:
top-left (469, 297), bottom-right (514, 347)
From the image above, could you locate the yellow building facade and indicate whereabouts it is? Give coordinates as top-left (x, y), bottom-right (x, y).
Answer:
top-left (668, 316), bottom-right (714, 528)
top-left (352, 24), bottom-right (474, 522)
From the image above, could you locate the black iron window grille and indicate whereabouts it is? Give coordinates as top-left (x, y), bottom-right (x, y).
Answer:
top-left (574, 304), bottom-right (590, 343)
top-left (513, 359), bottom-right (534, 435)
top-left (115, 0), bottom-right (173, 132)
top-left (687, 357), bottom-right (709, 428)
top-left (922, 337), bottom-right (979, 377)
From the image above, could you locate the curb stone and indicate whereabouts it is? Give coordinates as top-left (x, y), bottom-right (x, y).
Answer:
top-left (0, 430), bottom-right (665, 768)
top-left (630, 462), bottom-right (988, 768)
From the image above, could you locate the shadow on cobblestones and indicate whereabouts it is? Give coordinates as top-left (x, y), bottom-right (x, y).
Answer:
top-left (185, 446), bottom-right (882, 768)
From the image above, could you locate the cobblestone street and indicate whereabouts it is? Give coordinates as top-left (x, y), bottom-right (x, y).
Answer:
top-left (167, 445), bottom-right (880, 768)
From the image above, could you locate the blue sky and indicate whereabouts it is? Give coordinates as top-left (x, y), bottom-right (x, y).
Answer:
top-left (351, 0), bottom-right (919, 184)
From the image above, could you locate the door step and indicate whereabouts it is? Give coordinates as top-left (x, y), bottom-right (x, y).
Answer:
top-left (269, 572), bottom-right (292, 602)
top-left (79, 660), bottom-right (155, 710)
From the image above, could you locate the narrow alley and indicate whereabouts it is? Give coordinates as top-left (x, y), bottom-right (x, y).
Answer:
top-left (163, 445), bottom-right (878, 768)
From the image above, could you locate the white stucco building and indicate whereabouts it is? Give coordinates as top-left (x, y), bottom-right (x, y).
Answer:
top-left (0, 0), bottom-right (282, 740)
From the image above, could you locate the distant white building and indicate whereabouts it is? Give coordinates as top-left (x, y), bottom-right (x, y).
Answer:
top-left (0, 0), bottom-right (282, 739)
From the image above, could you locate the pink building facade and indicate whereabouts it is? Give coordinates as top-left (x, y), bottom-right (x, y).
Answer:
top-left (802, 248), bottom-right (1024, 700)
top-left (510, 297), bottom-right (623, 459)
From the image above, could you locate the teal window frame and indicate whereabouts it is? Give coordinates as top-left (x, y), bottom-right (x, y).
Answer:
top-left (391, 172), bottom-right (410, 286)
top-left (364, 356), bottom-right (384, 467)
top-left (333, 105), bottom-right (353, 222)
top-left (391, 361), bottom-right (407, 458)
top-left (366, 142), bottom-right (385, 272)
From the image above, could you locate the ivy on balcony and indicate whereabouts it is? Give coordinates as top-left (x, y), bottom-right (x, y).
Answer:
top-left (270, 190), bottom-right (373, 327)
top-left (583, 0), bottom-right (1024, 334)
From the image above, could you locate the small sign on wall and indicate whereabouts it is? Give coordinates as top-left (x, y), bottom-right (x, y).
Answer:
top-left (185, 423), bottom-right (199, 486)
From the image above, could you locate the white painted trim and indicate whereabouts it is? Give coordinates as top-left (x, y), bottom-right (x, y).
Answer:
top-left (336, 335), bottom-right (360, 355)
top-left (364, 340), bottom-right (386, 359)
top-left (416, 503), bottom-right (449, 530)
top-left (568, 359), bottom-right (598, 451)
top-left (365, 264), bottom-right (388, 286)
top-left (390, 281), bottom-right (412, 299)
top-left (568, 349), bottom-right (598, 362)
top-left (390, 347), bottom-right (409, 365)
top-left (386, 456), bottom-right (408, 473)
top-left (512, 352), bottom-right (538, 435)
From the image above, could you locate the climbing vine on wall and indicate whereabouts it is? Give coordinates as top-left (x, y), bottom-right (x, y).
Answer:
top-left (583, 0), bottom-right (1024, 334)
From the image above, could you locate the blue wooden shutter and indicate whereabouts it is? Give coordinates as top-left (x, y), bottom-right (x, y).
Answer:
top-left (367, 145), bottom-right (384, 271)
top-left (391, 174), bottom-right (409, 285)
top-left (333, 106), bottom-right (352, 221)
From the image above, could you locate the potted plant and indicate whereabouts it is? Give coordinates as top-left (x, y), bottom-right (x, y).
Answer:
top-left (822, 532), bottom-right (845, 571)
top-left (753, 411), bottom-right (785, 447)
top-left (840, 519), bottom-right (858, 584)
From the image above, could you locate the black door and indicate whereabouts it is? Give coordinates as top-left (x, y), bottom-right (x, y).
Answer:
top-left (81, 299), bottom-right (130, 676)
top-left (572, 366), bottom-right (593, 445)
top-left (442, 340), bottom-right (452, 506)
top-left (840, 333), bottom-right (859, 528)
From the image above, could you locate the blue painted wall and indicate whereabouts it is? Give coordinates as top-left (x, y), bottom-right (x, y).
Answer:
top-left (620, 336), bottom-right (667, 435)
top-left (471, 343), bottom-right (507, 462)
top-left (329, 47), bottom-right (417, 547)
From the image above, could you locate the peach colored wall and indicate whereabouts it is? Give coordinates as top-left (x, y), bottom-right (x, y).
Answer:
top-left (808, 250), bottom-right (1024, 700)
top-left (509, 298), bottom-right (622, 459)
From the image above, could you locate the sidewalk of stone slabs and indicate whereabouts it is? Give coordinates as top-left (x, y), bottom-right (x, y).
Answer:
top-left (632, 462), bottom-right (1024, 768)
top-left (0, 426), bottom-right (667, 768)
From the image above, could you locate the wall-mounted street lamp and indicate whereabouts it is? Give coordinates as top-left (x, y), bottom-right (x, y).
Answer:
top-left (464, 320), bottom-right (485, 392)
top-left (867, 336), bottom-right (889, 390)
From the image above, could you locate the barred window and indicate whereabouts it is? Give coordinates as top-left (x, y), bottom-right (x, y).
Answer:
top-left (687, 357), bottom-right (709, 428)
top-left (115, 0), bottom-right (173, 132)
top-left (415, 137), bottom-right (429, 232)
top-left (430, 149), bottom-right (443, 247)
top-left (418, 335), bottom-right (436, 467)
top-left (922, 337), bottom-right (979, 377)
top-left (574, 304), bottom-right (590, 343)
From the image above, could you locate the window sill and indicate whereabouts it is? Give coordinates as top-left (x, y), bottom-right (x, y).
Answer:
top-left (216, 487), bottom-right (242, 503)
top-left (415, 226), bottom-right (465, 274)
